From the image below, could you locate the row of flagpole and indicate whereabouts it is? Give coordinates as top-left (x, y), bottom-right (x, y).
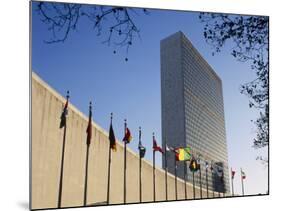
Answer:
top-left (231, 168), bottom-right (246, 196)
top-left (56, 91), bottom-right (247, 208)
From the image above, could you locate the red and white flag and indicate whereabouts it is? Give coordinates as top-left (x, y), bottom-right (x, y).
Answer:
top-left (231, 168), bottom-right (236, 179)
top-left (153, 135), bottom-right (163, 153)
top-left (241, 170), bottom-right (246, 180)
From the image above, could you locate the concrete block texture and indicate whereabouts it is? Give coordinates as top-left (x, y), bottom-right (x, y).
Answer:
top-left (31, 72), bottom-right (224, 209)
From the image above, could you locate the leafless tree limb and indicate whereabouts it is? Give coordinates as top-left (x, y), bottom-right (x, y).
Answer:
top-left (35, 2), bottom-right (147, 57)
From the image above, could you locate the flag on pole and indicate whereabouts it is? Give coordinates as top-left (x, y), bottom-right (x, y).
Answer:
top-left (153, 137), bottom-right (163, 153)
top-left (109, 122), bottom-right (117, 151)
top-left (59, 95), bottom-right (69, 128)
top-left (210, 162), bottom-right (214, 172)
top-left (123, 128), bottom-right (132, 144)
top-left (177, 147), bottom-right (191, 161)
top-left (166, 144), bottom-right (174, 152)
top-left (205, 161), bottom-right (209, 169)
top-left (189, 157), bottom-right (199, 172)
top-left (58, 91), bottom-right (69, 208)
top-left (174, 148), bottom-right (180, 161)
top-left (138, 128), bottom-right (146, 158)
top-left (231, 169), bottom-right (236, 179)
top-left (138, 142), bottom-right (146, 158)
top-left (241, 170), bottom-right (246, 179)
top-left (86, 103), bottom-right (92, 145)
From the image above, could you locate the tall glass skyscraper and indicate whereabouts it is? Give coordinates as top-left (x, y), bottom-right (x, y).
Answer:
top-left (161, 31), bottom-right (230, 194)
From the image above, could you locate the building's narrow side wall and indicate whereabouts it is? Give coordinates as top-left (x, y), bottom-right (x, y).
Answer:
top-left (160, 32), bottom-right (185, 174)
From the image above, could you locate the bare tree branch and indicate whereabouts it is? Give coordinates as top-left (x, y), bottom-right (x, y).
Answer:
top-left (35, 2), bottom-right (147, 57)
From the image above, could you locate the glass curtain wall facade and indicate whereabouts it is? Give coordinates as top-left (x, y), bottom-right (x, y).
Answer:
top-left (160, 31), bottom-right (230, 194)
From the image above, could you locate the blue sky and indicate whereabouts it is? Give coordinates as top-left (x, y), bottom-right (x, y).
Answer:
top-left (32, 2), bottom-right (268, 195)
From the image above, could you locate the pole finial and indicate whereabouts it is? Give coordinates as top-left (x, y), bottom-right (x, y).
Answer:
top-left (89, 101), bottom-right (92, 111)
top-left (152, 132), bottom-right (155, 136)
top-left (139, 126), bottom-right (141, 131)
top-left (66, 90), bottom-right (70, 99)
top-left (110, 112), bottom-right (113, 124)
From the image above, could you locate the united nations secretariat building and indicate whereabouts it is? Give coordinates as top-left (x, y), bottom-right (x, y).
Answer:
top-left (160, 31), bottom-right (230, 194)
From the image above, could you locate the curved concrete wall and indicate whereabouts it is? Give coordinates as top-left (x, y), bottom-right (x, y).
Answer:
top-left (31, 72), bottom-right (221, 210)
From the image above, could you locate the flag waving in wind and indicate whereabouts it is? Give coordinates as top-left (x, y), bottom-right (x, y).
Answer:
top-left (205, 161), bottom-right (209, 169)
top-left (189, 157), bottom-right (199, 172)
top-left (138, 127), bottom-right (146, 158)
top-left (138, 142), bottom-right (146, 158)
top-left (231, 169), bottom-right (236, 179)
top-left (241, 170), bottom-right (246, 179)
top-left (123, 128), bottom-right (132, 144)
top-left (109, 122), bottom-right (117, 151)
top-left (86, 102), bottom-right (92, 145)
top-left (177, 147), bottom-right (191, 161)
top-left (166, 144), bottom-right (174, 152)
top-left (153, 136), bottom-right (163, 153)
top-left (59, 92), bottom-right (69, 128)
top-left (210, 162), bottom-right (214, 172)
